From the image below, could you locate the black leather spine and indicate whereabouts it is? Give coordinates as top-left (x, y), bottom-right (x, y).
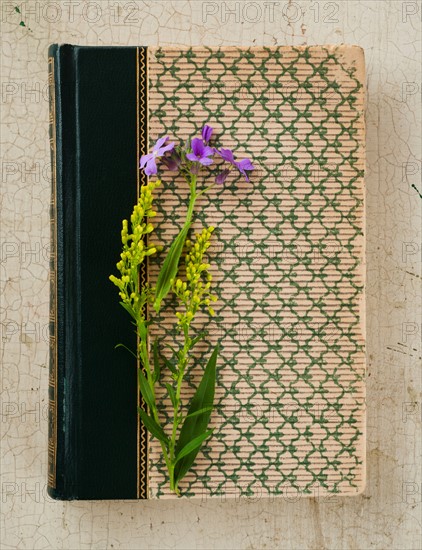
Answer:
top-left (48, 44), bottom-right (142, 500)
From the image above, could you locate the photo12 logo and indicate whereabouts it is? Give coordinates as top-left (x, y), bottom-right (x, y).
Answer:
top-left (2, 2), bottom-right (143, 25)
top-left (202, 1), bottom-right (340, 24)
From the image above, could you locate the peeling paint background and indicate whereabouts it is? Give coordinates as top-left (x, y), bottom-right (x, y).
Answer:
top-left (1, 1), bottom-right (421, 549)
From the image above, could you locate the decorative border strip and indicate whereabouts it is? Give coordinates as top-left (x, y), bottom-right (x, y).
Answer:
top-left (47, 55), bottom-right (58, 489)
top-left (136, 46), bottom-right (149, 499)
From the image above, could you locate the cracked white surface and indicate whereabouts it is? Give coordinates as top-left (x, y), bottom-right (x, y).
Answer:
top-left (1, 1), bottom-right (421, 549)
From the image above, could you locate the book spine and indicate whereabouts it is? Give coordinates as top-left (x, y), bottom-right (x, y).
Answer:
top-left (47, 44), bottom-right (78, 499)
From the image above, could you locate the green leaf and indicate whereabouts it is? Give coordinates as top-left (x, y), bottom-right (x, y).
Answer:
top-left (119, 301), bottom-right (137, 321)
top-left (185, 406), bottom-right (213, 420)
top-left (174, 345), bottom-right (218, 484)
top-left (175, 430), bottom-right (214, 464)
top-left (191, 331), bottom-right (208, 347)
top-left (114, 343), bottom-right (137, 359)
top-left (138, 369), bottom-right (155, 411)
top-left (163, 357), bottom-right (177, 375)
top-left (153, 224), bottom-right (190, 312)
top-left (165, 383), bottom-right (177, 409)
top-left (137, 407), bottom-right (168, 445)
top-left (153, 339), bottom-right (160, 383)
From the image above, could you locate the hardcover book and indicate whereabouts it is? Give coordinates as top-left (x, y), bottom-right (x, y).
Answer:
top-left (48, 44), bottom-right (366, 500)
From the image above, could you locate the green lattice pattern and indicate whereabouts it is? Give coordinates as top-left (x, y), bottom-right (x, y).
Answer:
top-left (148, 46), bottom-right (365, 498)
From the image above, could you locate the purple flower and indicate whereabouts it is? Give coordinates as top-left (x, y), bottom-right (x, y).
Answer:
top-left (201, 125), bottom-right (213, 144)
top-left (215, 169), bottom-right (230, 185)
top-left (140, 135), bottom-right (175, 176)
top-left (186, 138), bottom-right (214, 166)
top-left (216, 148), bottom-right (255, 182)
top-left (161, 151), bottom-right (181, 171)
top-left (236, 158), bottom-right (255, 181)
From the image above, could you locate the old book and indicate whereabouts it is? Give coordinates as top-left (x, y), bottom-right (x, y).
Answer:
top-left (48, 44), bottom-right (366, 500)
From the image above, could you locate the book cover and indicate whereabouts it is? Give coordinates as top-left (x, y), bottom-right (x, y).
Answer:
top-left (48, 44), bottom-right (366, 500)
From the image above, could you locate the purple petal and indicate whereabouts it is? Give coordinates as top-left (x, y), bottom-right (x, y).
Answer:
top-left (236, 158), bottom-right (255, 171)
top-left (144, 158), bottom-right (157, 176)
top-left (153, 135), bottom-right (169, 152)
top-left (202, 145), bottom-right (214, 158)
top-left (162, 152), bottom-right (181, 171)
top-left (216, 148), bottom-right (235, 165)
top-left (186, 152), bottom-right (199, 162)
top-left (237, 167), bottom-right (250, 182)
top-left (191, 138), bottom-right (205, 157)
top-left (201, 125), bottom-right (213, 143)
top-left (140, 153), bottom-right (153, 169)
top-left (216, 169), bottom-right (230, 184)
top-left (199, 156), bottom-right (213, 166)
top-left (155, 141), bottom-right (175, 156)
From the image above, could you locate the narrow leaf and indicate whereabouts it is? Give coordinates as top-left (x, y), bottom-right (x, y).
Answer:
top-left (174, 345), bottom-right (218, 484)
top-left (153, 338), bottom-right (160, 383)
top-left (191, 331), bottom-right (208, 347)
top-left (185, 406), bottom-right (213, 420)
top-left (114, 343), bottom-right (137, 359)
top-left (137, 407), bottom-right (168, 445)
top-left (119, 301), bottom-right (137, 321)
top-left (163, 357), bottom-right (177, 375)
top-left (138, 369), bottom-right (155, 411)
top-left (175, 430), bottom-right (214, 464)
top-left (165, 383), bottom-right (177, 409)
top-left (153, 224), bottom-right (190, 312)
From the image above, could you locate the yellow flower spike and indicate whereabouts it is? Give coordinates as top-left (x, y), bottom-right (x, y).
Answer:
top-left (146, 247), bottom-right (157, 256)
top-left (208, 307), bottom-right (215, 316)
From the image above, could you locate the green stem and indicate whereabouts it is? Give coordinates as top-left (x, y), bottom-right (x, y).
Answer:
top-left (166, 175), bottom-right (198, 494)
top-left (185, 174), bottom-right (197, 226)
top-left (139, 172), bottom-right (198, 495)
top-left (137, 326), bottom-right (172, 475)
top-left (168, 323), bottom-right (191, 494)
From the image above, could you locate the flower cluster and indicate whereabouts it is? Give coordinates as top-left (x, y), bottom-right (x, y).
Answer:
top-left (172, 227), bottom-right (217, 329)
top-left (140, 124), bottom-right (255, 185)
top-left (112, 124), bottom-right (254, 496)
top-left (109, 180), bottom-right (160, 316)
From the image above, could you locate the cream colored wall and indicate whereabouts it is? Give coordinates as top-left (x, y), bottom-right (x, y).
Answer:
top-left (1, 1), bottom-right (421, 548)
